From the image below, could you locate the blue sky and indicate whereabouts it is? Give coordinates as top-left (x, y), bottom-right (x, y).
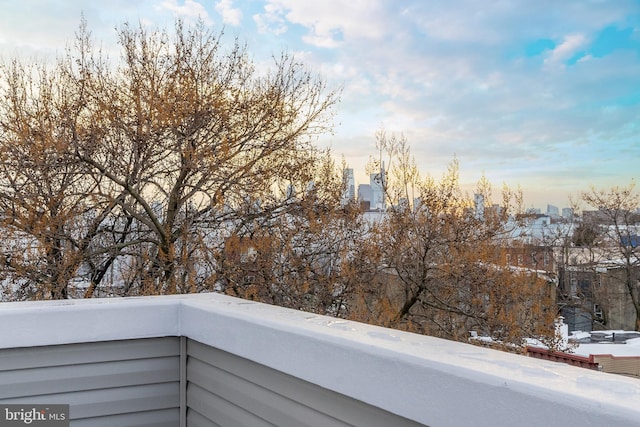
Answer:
top-left (1, 0), bottom-right (639, 209)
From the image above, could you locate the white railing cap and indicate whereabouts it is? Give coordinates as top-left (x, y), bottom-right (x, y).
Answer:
top-left (2, 293), bottom-right (640, 427)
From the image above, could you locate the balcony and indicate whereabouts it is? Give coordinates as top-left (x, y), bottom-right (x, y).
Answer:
top-left (1, 293), bottom-right (639, 426)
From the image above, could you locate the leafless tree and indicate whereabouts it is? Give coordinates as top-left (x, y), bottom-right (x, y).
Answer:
top-left (0, 19), bottom-right (338, 298)
top-left (357, 133), bottom-right (557, 348)
top-left (580, 181), bottom-right (640, 330)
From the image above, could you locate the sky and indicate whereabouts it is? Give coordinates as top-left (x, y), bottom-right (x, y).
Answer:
top-left (0, 1), bottom-right (639, 209)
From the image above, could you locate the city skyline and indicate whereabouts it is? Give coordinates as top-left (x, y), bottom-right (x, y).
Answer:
top-left (350, 164), bottom-right (581, 214)
top-left (1, 1), bottom-right (638, 209)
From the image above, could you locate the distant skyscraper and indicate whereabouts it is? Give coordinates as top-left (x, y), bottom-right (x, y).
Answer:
top-left (561, 208), bottom-right (574, 219)
top-left (547, 204), bottom-right (559, 217)
top-left (369, 162), bottom-right (386, 211)
top-left (358, 184), bottom-right (372, 208)
top-left (341, 168), bottom-right (355, 206)
top-left (370, 174), bottom-right (384, 210)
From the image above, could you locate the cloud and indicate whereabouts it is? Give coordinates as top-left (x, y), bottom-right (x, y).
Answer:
top-left (544, 33), bottom-right (589, 67)
top-left (254, 0), bottom-right (387, 47)
top-left (1, 0), bottom-right (638, 209)
top-left (0, 0), bottom-right (90, 55)
top-left (253, 3), bottom-right (288, 35)
top-left (157, 0), bottom-right (211, 24)
top-left (215, 0), bottom-right (242, 26)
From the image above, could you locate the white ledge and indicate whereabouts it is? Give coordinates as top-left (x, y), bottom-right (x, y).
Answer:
top-left (2, 293), bottom-right (640, 427)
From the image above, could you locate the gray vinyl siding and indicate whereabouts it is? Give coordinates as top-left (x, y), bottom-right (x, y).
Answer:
top-left (186, 339), bottom-right (425, 427)
top-left (0, 336), bottom-right (426, 426)
top-left (0, 337), bottom-right (181, 426)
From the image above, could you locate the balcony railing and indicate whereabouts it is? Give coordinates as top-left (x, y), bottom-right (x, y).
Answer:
top-left (1, 294), bottom-right (640, 426)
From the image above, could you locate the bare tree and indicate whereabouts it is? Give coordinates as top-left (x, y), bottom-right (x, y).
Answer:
top-left (357, 133), bottom-right (557, 348)
top-left (0, 57), bottom-right (127, 299)
top-left (580, 181), bottom-right (640, 330)
top-left (0, 19), bottom-right (338, 298)
top-left (214, 153), bottom-right (377, 317)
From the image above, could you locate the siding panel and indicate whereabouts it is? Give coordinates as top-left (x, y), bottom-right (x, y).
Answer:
top-left (188, 357), bottom-right (346, 427)
top-left (0, 356), bottom-right (178, 399)
top-left (0, 337), bottom-right (180, 370)
top-left (0, 335), bottom-right (426, 426)
top-left (0, 337), bottom-right (180, 425)
top-left (70, 408), bottom-right (179, 427)
top-left (187, 408), bottom-right (222, 427)
top-left (187, 339), bottom-right (425, 427)
top-left (594, 356), bottom-right (640, 377)
top-left (188, 382), bottom-right (275, 427)
top-left (0, 383), bottom-right (180, 418)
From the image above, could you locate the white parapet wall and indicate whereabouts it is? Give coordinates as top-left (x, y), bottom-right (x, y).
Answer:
top-left (1, 293), bottom-right (640, 427)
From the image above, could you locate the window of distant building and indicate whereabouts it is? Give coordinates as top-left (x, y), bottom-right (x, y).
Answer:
top-left (594, 304), bottom-right (604, 321)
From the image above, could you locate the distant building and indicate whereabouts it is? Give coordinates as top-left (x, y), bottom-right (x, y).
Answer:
top-left (358, 164), bottom-right (386, 211)
top-left (561, 208), bottom-right (574, 219)
top-left (547, 205), bottom-right (559, 218)
top-left (503, 244), bottom-right (556, 273)
top-left (582, 208), bottom-right (640, 225)
top-left (511, 214), bottom-right (554, 244)
top-left (357, 184), bottom-right (372, 209)
top-left (558, 259), bottom-right (640, 332)
top-left (529, 330), bottom-right (640, 378)
top-left (341, 168), bottom-right (355, 206)
top-left (370, 166), bottom-right (386, 211)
